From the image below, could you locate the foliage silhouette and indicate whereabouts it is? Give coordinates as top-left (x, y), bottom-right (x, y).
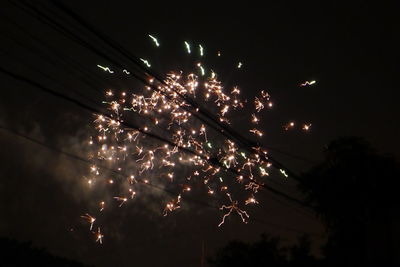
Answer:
top-left (0, 237), bottom-right (89, 267)
top-left (299, 137), bottom-right (400, 266)
top-left (208, 234), bottom-right (320, 267)
top-left (210, 137), bottom-right (400, 267)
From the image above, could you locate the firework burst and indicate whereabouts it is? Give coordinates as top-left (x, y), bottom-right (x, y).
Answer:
top-left (82, 35), bottom-right (313, 242)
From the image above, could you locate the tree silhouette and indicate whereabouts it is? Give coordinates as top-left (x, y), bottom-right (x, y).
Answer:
top-left (288, 235), bottom-right (319, 267)
top-left (210, 137), bottom-right (400, 267)
top-left (208, 234), bottom-right (319, 267)
top-left (299, 137), bottom-right (400, 266)
top-left (0, 237), bottom-right (89, 266)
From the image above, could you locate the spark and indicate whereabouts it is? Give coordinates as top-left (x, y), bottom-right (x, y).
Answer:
top-left (280, 169), bottom-right (289, 178)
top-left (283, 121), bottom-right (295, 130)
top-left (95, 227), bottom-right (104, 244)
top-left (252, 114), bottom-right (259, 124)
top-left (210, 70), bottom-right (216, 79)
top-left (81, 213), bottom-right (96, 230)
top-left (218, 193), bottom-right (249, 227)
top-left (97, 65), bottom-right (114, 73)
top-left (254, 97), bottom-right (264, 112)
top-left (129, 188), bottom-right (136, 199)
top-left (245, 182), bottom-right (259, 193)
top-left (199, 44), bottom-right (204, 56)
top-left (100, 201), bottom-right (105, 211)
top-left (231, 87), bottom-right (240, 95)
top-left (163, 194), bottom-right (181, 216)
top-left (259, 167), bottom-right (269, 176)
top-left (148, 34), bottom-right (160, 47)
top-left (140, 58), bottom-right (151, 68)
top-left (114, 197), bottom-right (128, 207)
top-left (245, 195), bottom-right (259, 205)
top-left (237, 62), bottom-right (243, 69)
top-left (300, 80), bottom-right (316, 87)
top-left (221, 105), bottom-right (229, 116)
top-left (243, 159), bottom-right (255, 178)
top-left (197, 63), bottom-right (205, 76)
top-left (200, 124), bottom-right (207, 141)
top-left (302, 123), bottom-right (312, 131)
top-left (184, 41), bottom-right (191, 54)
top-left (249, 128), bottom-right (263, 137)
top-left (208, 186), bottom-right (215, 195)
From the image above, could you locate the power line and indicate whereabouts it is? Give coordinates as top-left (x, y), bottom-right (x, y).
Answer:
top-left (3, 1), bottom-right (317, 216)
top-left (0, 26), bottom-right (315, 217)
top-left (0, 15), bottom-right (186, 141)
top-left (0, 125), bottom-right (323, 237)
top-left (0, 65), bottom-right (316, 219)
top-left (20, 0), bottom-right (305, 183)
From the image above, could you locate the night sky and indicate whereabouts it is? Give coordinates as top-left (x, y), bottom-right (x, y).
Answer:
top-left (0, 1), bottom-right (398, 266)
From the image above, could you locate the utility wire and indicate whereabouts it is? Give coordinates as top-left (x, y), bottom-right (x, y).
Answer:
top-left (0, 65), bottom-right (316, 219)
top-left (0, 125), bottom-right (323, 237)
top-left (4, 1), bottom-right (317, 216)
top-left (20, 0), bottom-right (304, 183)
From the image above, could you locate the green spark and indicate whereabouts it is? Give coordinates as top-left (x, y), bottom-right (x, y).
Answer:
top-left (223, 161), bottom-right (229, 168)
top-left (199, 65), bottom-right (205, 76)
top-left (140, 58), bottom-right (151, 68)
top-left (210, 70), bottom-right (216, 79)
top-left (279, 169), bottom-right (289, 178)
top-left (97, 65), bottom-right (114, 73)
top-left (148, 34), bottom-right (160, 47)
top-left (184, 41), bottom-right (191, 54)
top-left (199, 44), bottom-right (204, 56)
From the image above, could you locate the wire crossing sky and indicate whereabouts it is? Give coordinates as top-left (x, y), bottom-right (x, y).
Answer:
top-left (1, 1), bottom-right (397, 266)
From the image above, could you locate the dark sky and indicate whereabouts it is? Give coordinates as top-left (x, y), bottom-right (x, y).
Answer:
top-left (0, 1), bottom-right (398, 266)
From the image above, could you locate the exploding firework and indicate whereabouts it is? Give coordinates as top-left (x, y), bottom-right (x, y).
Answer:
top-left (82, 35), bottom-right (313, 242)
